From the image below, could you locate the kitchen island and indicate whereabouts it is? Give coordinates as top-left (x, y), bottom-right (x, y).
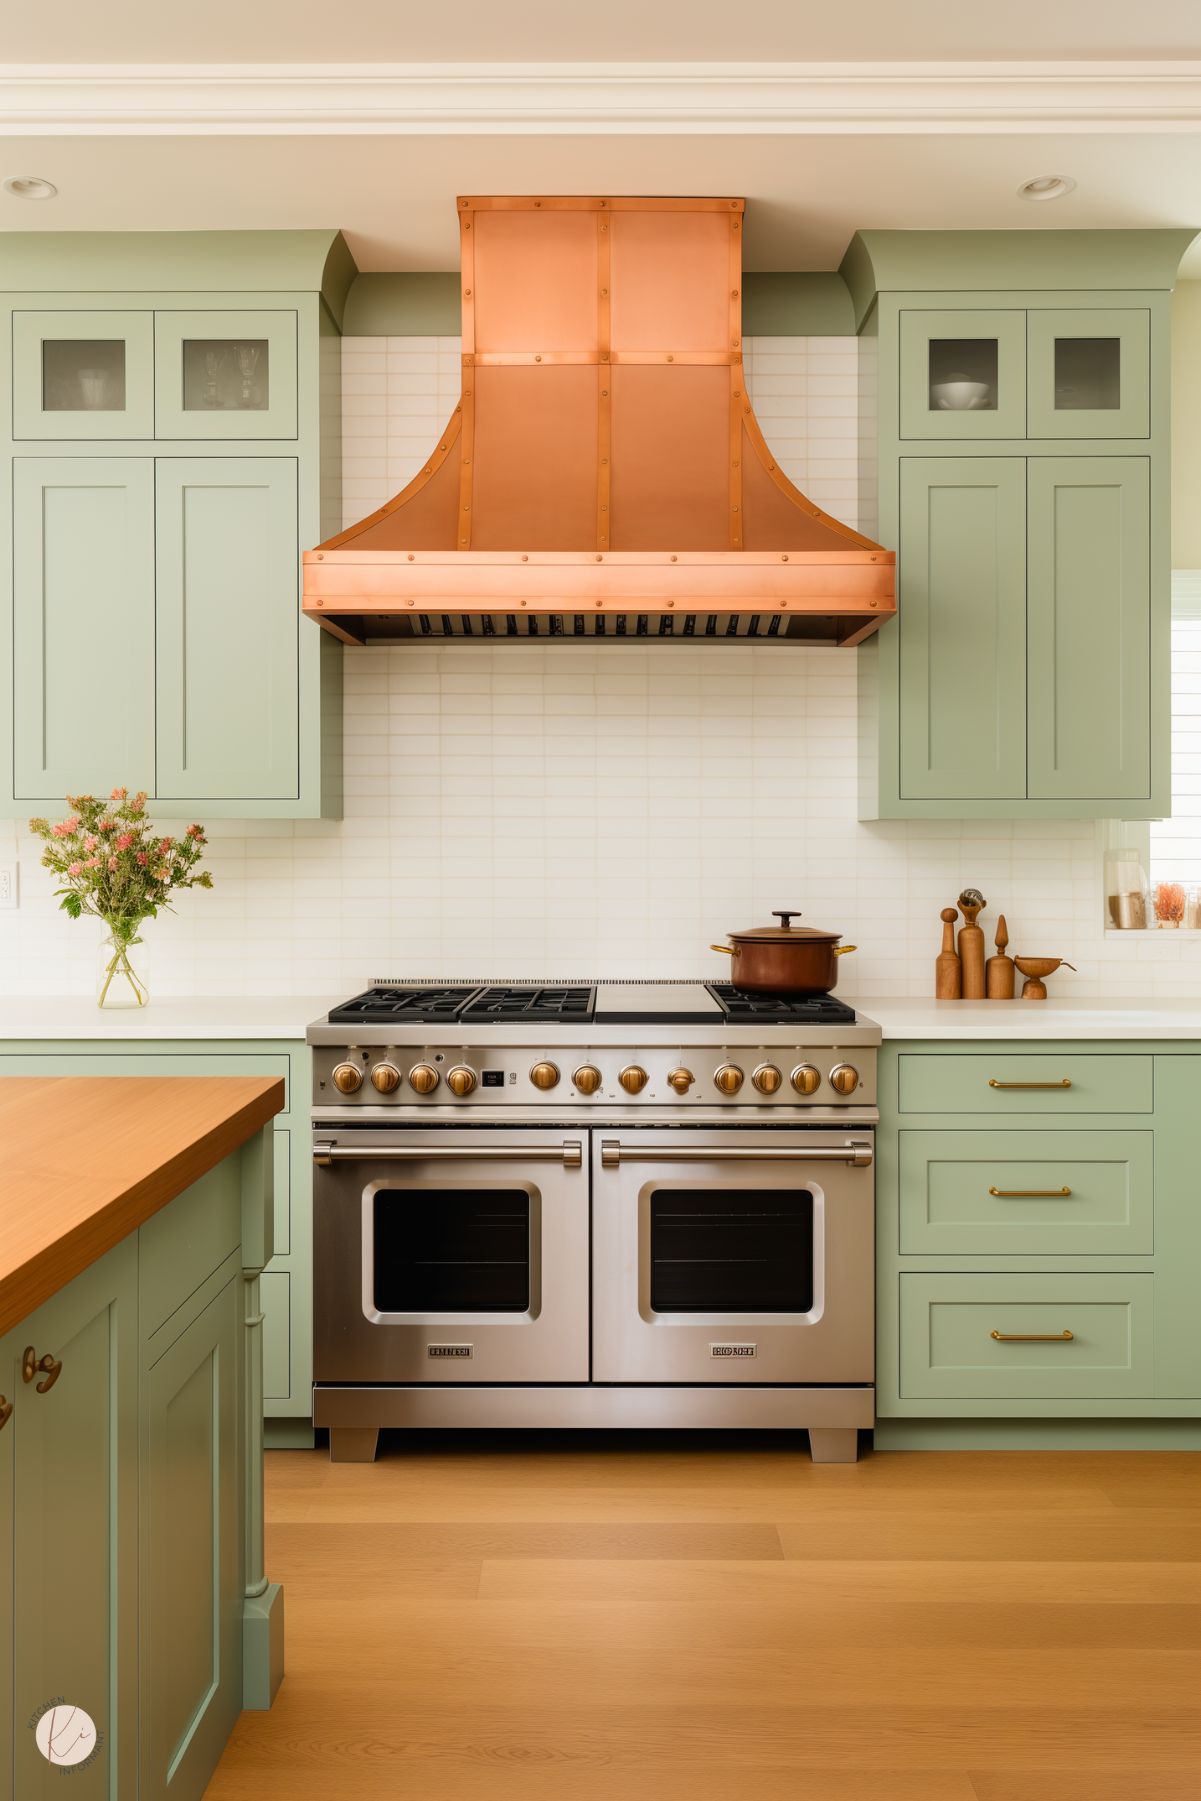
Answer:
top-left (0, 1074), bottom-right (285, 1801)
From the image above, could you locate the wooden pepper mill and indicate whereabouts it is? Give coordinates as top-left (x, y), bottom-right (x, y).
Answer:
top-left (958, 888), bottom-right (987, 1000)
top-left (935, 907), bottom-right (962, 999)
top-left (986, 914), bottom-right (1016, 999)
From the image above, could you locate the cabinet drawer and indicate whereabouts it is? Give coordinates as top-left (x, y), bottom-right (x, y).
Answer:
top-left (898, 1129), bottom-right (1153, 1256)
top-left (899, 1273), bottom-right (1155, 1399)
top-left (897, 1053), bottom-right (1152, 1115)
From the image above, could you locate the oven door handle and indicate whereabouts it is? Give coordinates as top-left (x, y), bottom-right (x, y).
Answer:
top-left (599, 1140), bottom-right (873, 1169)
top-left (313, 1140), bottom-right (583, 1169)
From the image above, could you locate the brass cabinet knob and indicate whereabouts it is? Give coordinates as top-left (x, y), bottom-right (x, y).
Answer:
top-left (22, 1346), bottom-right (63, 1395)
top-left (370, 1062), bottom-right (402, 1095)
top-left (332, 1061), bottom-right (364, 1094)
top-left (791, 1063), bottom-right (821, 1095)
top-left (530, 1061), bottom-right (560, 1091)
top-left (752, 1063), bottom-right (782, 1095)
top-left (618, 1065), bottom-right (648, 1094)
top-left (446, 1065), bottom-right (477, 1098)
top-left (573, 1065), bottom-right (602, 1094)
top-left (408, 1063), bottom-right (440, 1095)
top-left (666, 1068), bottom-right (694, 1094)
top-left (0, 1395), bottom-right (12, 1431)
top-left (829, 1063), bottom-right (860, 1096)
top-left (714, 1064), bottom-right (744, 1095)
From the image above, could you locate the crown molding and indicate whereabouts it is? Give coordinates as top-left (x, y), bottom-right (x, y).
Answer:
top-left (4, 61), bottom-right (1201, 136)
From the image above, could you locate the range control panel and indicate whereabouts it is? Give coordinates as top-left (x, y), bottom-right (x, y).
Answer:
top-left (312, 1044), bottom-right (876, 1108)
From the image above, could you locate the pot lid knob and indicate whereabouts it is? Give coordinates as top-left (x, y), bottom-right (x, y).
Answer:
top-left (772, 911), bottom-right (800, 930)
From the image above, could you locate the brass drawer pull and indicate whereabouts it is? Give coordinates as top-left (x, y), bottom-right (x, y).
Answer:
top-left (0, 1395), bottom-right (11, 1431)
top-left (22, 1346), bottom-right (63, 1394)
top-left (990, 1329), bottom-right (1074, 1343)
top-left (988, 1185), bottom-right (1072, 1198)
top-left (988, 1078), bottom-right (1072, 1090)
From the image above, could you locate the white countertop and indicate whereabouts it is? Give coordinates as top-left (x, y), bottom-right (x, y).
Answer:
top-left (1, 994), bottom-right (1201, 1044)
top-left (856, 997), bottom-right (1201, 1041)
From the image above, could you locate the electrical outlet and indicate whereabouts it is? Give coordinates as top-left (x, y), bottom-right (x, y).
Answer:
top-left (0, 861), bottom-right (18, 909)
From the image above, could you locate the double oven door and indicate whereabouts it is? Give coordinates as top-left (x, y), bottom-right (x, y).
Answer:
top-left (312, 1124), bottom-right (873, 1388)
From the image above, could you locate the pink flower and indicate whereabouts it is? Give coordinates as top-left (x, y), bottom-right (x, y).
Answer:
top-left (135, 851), bottom-right (148, 866)
top-left (158, 837), bottom-right (173, 854)
top-left (187, 823), bottom-right (204, 838)
top-left (67, 861), bottom-right (83, 876)
top-left (84, 856), bottom-right (101, 870)
top-left (130, 794), bottom-right (146, 814)
top-left (52, 817), bottom-right (79, 838)
top-left (84, 835), bottom-right (98, 851)
top-left (155, 866), bottom-right (169, 880)
top-left (98, 818), bottom-right (116, 834)
top-left (110, 786), bottom-right (127, 802)
top-left (108, 857), bottom-right (118, 873)
top-left (114, 832), bottom-right (135, 851)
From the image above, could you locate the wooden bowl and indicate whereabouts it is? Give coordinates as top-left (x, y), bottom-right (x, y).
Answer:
top-left (1013, 957), bottom-right (1067, 979)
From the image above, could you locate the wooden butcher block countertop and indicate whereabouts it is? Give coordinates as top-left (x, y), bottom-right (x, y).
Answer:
top-left (0, 1074), bottom-right (285, 1335)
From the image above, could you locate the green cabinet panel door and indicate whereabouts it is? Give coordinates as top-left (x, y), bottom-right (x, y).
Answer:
top-left (1027, 457), bottom-right (1151, 801)
top-left (898, 308), bottom-right (1026, 440)
top-left (12, 310), bottom-right (155, 440)
top-left (13, 458), bottom-right (156, 802)
top-left (154, 458), bottom-right (300, 802)
top-left (1026, 308), bottom-right (1150, 439)
top-left (898, 458), bottom-right (1026, 800)
top-left (7, 1239), bottom-right (139, 1801)
top-left (140, 1277), bottom-right (242, 1801)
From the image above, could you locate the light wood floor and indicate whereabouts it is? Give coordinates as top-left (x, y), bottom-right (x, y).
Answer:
top-left (206, 1431), bottom-right (1201, 1801)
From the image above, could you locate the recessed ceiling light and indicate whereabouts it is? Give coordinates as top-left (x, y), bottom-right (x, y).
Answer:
top-left (1017, 175), bottom-right (1075, 203)
top-left (3, 176), bottom-right (58, 201)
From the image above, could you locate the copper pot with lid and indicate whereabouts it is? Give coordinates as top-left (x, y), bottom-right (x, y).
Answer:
top-left (710, 910), bottom-right (857, 996)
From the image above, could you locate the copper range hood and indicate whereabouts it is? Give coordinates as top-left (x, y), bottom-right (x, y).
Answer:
top-left (304, 196), bottom-right (895, 646)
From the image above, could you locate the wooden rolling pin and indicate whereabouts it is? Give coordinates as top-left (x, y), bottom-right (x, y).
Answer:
top-left (958, 889), bottom-right (987, 1000)
top-left (935, 907), bottom-right (962, 999)
top-left (986, 914), bottom-right (1016, 999)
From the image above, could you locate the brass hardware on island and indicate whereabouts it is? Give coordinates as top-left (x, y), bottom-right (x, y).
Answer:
top-left (0, 1396), bottom-right (11, 1431)
top-left (989, 1185), bottom-right (1072, 1198)
top-left (989, 1078), bottom-right (1072, 1090)
top-left (990, 1329), bottom-right (1074, 1343)
top-left (828, 1064), bottom-right (860, 1096)
top-left (572, 1064), bottom-right (602, 1094)
top-left (530, 1061), bottom-right (560, 1091)
top-left (666, 1068), bottom-right (695, 1095)
top-left (332, 1061), bottom-right (364, 1094)
top-left (408, 1063), bottom-right (440, 1095)
top-left (446, 1065), bottom-right (477, 1098)
top-left (791, 1064), bottom-right (822, 1095)
top-left (618, 1065), bottom-right (649, 1094)
top-left (370, 1062), bottom-right (402, 1095)
top-left (713, 1064), bottom-right (745, 1095)
top-left (22, 1346), bottom-right (63, 1393)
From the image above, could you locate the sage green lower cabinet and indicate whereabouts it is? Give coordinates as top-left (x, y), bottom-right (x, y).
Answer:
top-left (2, 1239), bottom-right (139, 1801)
top-left (1026, 457), bottom-right (1151, 801)
top-left (877, 1043), bottom-right (1201, 1447)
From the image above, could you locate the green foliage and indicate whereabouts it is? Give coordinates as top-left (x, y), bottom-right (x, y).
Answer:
top-left (28, 788), bottom-right (213, 939)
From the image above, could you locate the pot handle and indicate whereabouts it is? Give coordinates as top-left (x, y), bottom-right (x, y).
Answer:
top-left (833, 944), bottom-right (858, 956)
top-left (709, 943), bottom-right (737, 956)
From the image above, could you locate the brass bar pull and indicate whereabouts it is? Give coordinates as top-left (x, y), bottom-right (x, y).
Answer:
top-left (21, 1346), bottom-right (63, 1394)
top-left (988, 1185), bottom-right (1072, 1198)
top-left (0, 1396), bottom-right (11, 1431)
top-left (990, 1329), bottom-right (1074, 1343)
top-left (988, 1078), bottom-right (1072, 1090)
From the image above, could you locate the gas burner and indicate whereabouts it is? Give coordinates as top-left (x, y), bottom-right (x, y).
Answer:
top-left (461, 986), bottom-right (596, 1023)
top-left (706, 984), bottom-right (857, 1027)
top-left (328, 986), bottom-right (480, 1026)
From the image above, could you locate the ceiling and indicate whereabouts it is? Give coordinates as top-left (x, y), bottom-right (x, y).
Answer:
top-left (2, 3), bottom-right (1200, 275)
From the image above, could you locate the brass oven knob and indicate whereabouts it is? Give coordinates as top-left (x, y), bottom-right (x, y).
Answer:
top-left (791, 1063), bottom-right (821, 1096)
top-left (752, 1063), bottom-right (782, 1095)
top-left (332, 1061), bottom-right (363, 1094)
top-left (618, 1065), bottom-right (648, 1094)
top-left (446, 1065), bottom-right (477, 1097)
top-left (713, 1064), bottom-right (744, 1095)
top-left (829, 1063), bottom-right (860, 1096)
top-left (530, 1061), bottom-right (560, 1091)
top-left (370, 1062), bottom-right (402, 1095)
top-left (573, 1065), bottom-right (602, 1094)
top-left (666, 1068), bottom-right (694, 1094)
top-left (408, 1063), bottom-right (440, 1095)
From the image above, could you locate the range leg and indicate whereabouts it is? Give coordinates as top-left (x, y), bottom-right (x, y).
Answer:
top-left (330, 1427), bottom-right (379, 1464)
top-left (808, 1428), bottom-right (859, 1464)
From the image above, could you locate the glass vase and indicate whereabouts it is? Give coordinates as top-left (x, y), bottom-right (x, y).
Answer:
top-left (96, 927), bottom-right (149, 1009)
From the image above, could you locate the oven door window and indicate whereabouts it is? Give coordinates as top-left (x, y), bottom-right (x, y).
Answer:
top-left (373, 1189), bottom-right (531, 1311)
top-left (649, 1188), bottom-right (814, 1313)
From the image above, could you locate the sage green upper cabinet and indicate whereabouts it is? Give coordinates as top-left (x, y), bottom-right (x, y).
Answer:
top-left (898, 458), bottom-right (1026, 801)
top-left (12, 310), bottom-right (154, 440)
top-left (1027, 308), bottom-right (1150, 439)
top-left (899, 308), bottom-right (1026, 440)
top-left (12, 458), bottom-right (156, 803)
top-left (153, 310), bottom-right (298, 440)
top-left (155, 459), bottom-right (299, 802)
top-left (1027, 457), bottom-right (1151, 801)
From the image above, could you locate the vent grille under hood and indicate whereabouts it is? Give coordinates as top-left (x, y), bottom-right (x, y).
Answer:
top-left (304, 196), bottom-right (895, 648)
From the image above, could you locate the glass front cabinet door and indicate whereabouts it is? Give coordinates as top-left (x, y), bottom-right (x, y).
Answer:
top-left (11, 310), bottom-right (155, 439)
top-left (899, 309), bottom-right (1027, 440)
top-left (1026, 308), bottom-right (1151, 439)
top-left (153, 310), bottom-right (298, 439)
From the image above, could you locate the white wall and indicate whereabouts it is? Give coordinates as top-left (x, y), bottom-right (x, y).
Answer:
top-left (1, 334), bottom-right (1197, 1002)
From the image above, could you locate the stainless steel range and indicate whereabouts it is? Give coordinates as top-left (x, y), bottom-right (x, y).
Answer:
top-left (307, 982), bottom-right (880, 1464)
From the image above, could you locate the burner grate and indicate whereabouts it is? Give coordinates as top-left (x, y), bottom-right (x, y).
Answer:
top-left (461, 986), bottom-right (596, 1023)
top-left (328, 986), bottom-right (481, 1025)
top-left (706, 984), bottom-right (857, 1026)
